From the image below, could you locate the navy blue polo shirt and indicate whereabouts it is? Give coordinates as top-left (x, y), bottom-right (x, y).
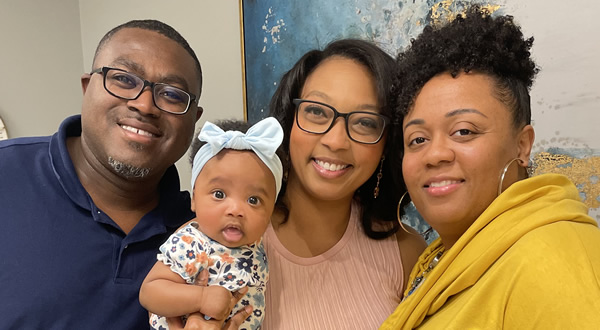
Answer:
top-left (0, 115), bottom-right (194, 329)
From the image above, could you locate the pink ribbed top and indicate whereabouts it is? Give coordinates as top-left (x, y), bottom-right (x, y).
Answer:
top-left (262, 202), bottom-right (405, 329)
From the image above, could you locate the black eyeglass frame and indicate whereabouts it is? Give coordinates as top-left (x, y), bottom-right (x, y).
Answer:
top-left (292, 98), bottom-right (389, 144)
top-left (90, 66), bottom-right (197, 115)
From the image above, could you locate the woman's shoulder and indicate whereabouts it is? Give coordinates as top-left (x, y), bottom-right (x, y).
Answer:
top-left (352, 199), bottom-right (427, 261)
top-left (487, 221), bottom-right (600, 299)
top-left (394, 226), bottom-right (427, 287)
top-left (395, 227), bottom-right (427, 258)
top-left (489, 221), bottom-right (600, 325)
top-left (509, 220), bottom-right (600, 266)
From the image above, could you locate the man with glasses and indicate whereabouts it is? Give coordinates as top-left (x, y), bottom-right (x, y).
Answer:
top-left (0, 20), bottom-right (204, 329)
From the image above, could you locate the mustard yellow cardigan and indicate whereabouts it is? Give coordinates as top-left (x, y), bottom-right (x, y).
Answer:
top-left (381, 174), bottom-right (600, 329)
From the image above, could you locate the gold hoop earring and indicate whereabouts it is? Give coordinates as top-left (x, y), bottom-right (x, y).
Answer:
top-left (498, 158), bottom-right (523, 196)
top-left (397, 191), bottom-right (434, 240)
top-left (373, 156), bottom-right (385, 199)
top-left (396, 191), bottom-right (412, 234)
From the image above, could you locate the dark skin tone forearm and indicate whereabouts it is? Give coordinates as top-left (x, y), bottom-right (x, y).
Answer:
top-left (140, 262), bottom-right (232, 320)
top-left (166, 269), bottom-right (253, 330)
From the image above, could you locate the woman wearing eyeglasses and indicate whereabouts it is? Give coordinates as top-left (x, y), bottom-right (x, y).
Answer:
top-left (261, 39), bottom-right (427, 329)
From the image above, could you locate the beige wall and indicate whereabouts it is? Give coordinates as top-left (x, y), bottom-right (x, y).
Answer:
top-left (0, 0), bottom-right (83, 137)
top-left (1, 0), bottom-right (245, 192)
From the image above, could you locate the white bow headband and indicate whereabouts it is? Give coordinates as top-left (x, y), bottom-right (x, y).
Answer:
top-left (191, 117), bottom-right (284, 195)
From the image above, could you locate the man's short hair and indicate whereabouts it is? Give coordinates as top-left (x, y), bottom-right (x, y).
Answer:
top-left (92, 19), bottom-right (203, 96)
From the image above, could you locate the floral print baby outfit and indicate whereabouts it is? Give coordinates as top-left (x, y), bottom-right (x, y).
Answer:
top-left (150, 222), bottom-right (268, 330)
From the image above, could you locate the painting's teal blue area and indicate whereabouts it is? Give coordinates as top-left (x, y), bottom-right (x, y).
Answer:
top-left (556, 162), bottom-right (573, 168)
top-left (545, 147), bottom-right (600, 157)
top-left (591, 176), bottom-right (599, 184)
top-left (402, 202), bottom-right (439, 244)
top-left (243, 0), bottom-right (387, 122)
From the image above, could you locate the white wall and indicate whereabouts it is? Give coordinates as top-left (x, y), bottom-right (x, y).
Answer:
top-left (505, 0), bottom-right (600, 150)
top-left (0, 0), bottom-right (83, 138)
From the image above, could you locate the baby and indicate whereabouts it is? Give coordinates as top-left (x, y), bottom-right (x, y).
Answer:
top-left (140, 117), bottom-right (283, 330)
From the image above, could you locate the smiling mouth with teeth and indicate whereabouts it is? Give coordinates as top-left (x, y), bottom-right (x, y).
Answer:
top-left (315, 159), bottom-right (349, 171)
top-left (426, 180), bottom-right (463, 188)
top-left (121, 125), bottom-right (154, 137)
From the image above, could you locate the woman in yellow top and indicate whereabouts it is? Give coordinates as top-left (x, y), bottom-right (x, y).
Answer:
top-left (382, 5), bottom-right (600, 329)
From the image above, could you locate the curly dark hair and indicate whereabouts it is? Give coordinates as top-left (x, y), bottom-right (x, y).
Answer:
top-left (269, 39), bottom-right (401, 239)
top-left (390, 5), bottom-right (539, 199)
top-left (393, 5), bottom-right (538, 127)
top-left (188, 119), bottom-right (251, 165)
top-left (93, 19), bottom-right (202, 96)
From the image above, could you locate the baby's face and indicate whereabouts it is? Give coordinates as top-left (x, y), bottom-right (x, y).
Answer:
top-left (191, 149), bottom-right (277, 248)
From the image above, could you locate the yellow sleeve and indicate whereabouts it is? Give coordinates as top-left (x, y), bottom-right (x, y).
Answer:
top-left (504, 221), bottom-right (600, 329)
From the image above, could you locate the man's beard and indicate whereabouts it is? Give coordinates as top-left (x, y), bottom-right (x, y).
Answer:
top-left (108, 157), bottom-right (151, 179)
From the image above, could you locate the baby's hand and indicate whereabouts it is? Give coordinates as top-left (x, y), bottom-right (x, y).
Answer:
top-left (172, 285), bottom-right (251, 330)
top-left (199, 285), bottom-right (233, 320)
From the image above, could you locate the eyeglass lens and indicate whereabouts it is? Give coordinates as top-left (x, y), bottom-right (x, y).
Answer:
top-left (296, 101), bottom-right (386, 143)
top-left (104, 69), bottom-right (191, 114)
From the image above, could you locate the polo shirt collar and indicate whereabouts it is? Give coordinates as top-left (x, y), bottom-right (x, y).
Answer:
top-left (48, 115), bottom-right (191, 231)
